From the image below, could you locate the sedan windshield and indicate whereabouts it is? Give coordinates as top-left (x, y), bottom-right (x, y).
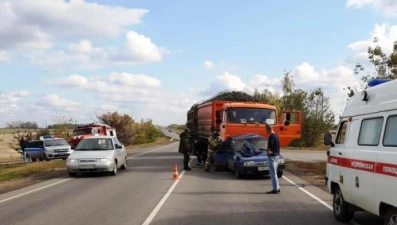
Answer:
top-left (45, 139), bottom-right (69, 147)
top-left (75, 138), bottom-right (114, 151)
top-left (234, 137), bottom-right (268, 151)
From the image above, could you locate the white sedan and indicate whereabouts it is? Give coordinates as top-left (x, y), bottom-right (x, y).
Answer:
top-left (66, 136), bottom-right (128, 177)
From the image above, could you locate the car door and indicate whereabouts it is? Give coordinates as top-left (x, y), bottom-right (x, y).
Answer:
top-left (329, 119), bottom-right (355, 203)
top-left (350, 116), bottom-right (383, 214)
top-left (112, 137), bottom-right (122, 164)
top-left (277, 111), bottom-right (302, 147)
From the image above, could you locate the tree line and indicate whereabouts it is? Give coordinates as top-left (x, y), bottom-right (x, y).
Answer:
top-left (7, 111), bottom-right (164, 151)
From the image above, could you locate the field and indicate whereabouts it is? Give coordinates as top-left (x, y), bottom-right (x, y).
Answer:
top-left (0, 131), bottom-right (21, 162)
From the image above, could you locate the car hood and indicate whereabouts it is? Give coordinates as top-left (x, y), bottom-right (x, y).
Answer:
top-left (238, 151), bottom-right (269, 161)
top-left (69, 150), bottom-right (114, 159)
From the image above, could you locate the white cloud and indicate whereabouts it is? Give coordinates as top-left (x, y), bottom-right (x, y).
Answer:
top-left (110, 31), bottom-right (163, 63)
top-left (199, 72), bottom-right (253, 96)
top-left (346, 0), bottom-right (397, 17)
top-left (0, 90), bottom-right (29, 117)
top-left (0, 51), bottom-right (10, 62)
top-left (28, 31), bottom-right (166, 69)
top-left (204, 60), bottom-right (214, 69)
top-left (0, 0), bottom-right (148, 50)
top-left (249, 75), bottom-right (280, 93)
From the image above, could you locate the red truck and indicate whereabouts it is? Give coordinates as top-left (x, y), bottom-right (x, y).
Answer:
top-left (68, 123), bottom-right (117, 149)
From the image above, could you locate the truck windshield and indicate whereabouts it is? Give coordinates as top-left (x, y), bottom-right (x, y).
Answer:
top-left (227, 108), bottom-right (276, 124)
top-left (45, 139), bottom-right (69, 147)
top-left (74, 128), bottom-right (93, 135)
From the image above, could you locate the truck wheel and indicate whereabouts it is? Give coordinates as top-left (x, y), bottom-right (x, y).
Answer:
top-left (333, 186), bottom-right (354, 222)
top-left (69, 172), bottom-right (77, 177)
top-left (384, 207), bottom-right (397, 225)
top-left (234, 164), bottom-right (242, 178)
top-left (277, 171), bottom-right (283, 178)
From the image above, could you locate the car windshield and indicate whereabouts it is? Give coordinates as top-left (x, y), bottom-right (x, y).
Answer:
top-left (75, 138), bottom-right (114, 151)
top-left (74, 128), bottom-right (93, 135)
top-left (233, 137), bottom-right (268, 151)
top-left (44, 139), bottom-right (69, 147)
top-left (227, 108), bottom-right (276, 124)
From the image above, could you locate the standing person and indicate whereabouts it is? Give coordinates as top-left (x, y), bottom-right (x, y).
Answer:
top-left (194, 139), bottom-right (204, 166)
top-left (179, 129), bottom-right (192, 171)
top-left (265, 123), bottom-right (281, 194)
top-left (204, 131), bottom-right (222, 172)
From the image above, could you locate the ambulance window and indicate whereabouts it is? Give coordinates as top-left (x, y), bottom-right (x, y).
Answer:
top-left (358, 117), bottom-right (384, 146)
top-left (336, 121), bottom-right (348, 144)
top-left (383, 115), bottom-right (397, 146)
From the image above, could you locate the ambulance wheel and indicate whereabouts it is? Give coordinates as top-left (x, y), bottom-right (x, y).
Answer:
top-left (333, 186), bottom-right (354, 222)
top-left (384, 207), bottom-right (397, 225)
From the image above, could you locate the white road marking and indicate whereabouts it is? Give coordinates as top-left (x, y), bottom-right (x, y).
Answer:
top-left (141, 159), bottom-right (192, 225)
top-left (0, 178), bottom-right (71, 204)
top-left (0, 143), bottom-right (179, 205)
top-left (127, 142), bottom-right (178, 160)
top-left (282, 175), bottom-right (361, 225)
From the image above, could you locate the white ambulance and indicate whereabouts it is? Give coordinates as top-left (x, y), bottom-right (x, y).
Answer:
top-left (324, 79), bottom-right (397, 225)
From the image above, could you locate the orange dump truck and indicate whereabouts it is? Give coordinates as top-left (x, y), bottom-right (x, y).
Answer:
top-left (187, 99), bottom-right (302, 149)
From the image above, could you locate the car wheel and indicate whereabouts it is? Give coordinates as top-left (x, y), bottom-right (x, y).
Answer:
top-left (277, 171), bottom-right (283, 178)
top-left (333, 186), bottom-right (354, 222)
top-left (384, 207), bottom-right (397, 225)
top-left (110, 161), bottom-right (117, 176)
top-left (69, 172), bottom-right (77, 177)
top-left (121, 157), bottom-right (127, 170)
top-left (234, 164), bottom-right (242, 178)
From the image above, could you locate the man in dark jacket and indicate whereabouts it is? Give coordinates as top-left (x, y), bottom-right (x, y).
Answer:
top-left (179, 129), bottom-right (192, 171)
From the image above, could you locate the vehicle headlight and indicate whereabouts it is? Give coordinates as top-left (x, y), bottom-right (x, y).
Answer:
top-left (244, 161), bottom-right (255, 166)
top-left (97, 158), bottom-right (109, 162)
top-left (278, 159), bottom-right (285, 163)
top-left (67, 159), bottom-right (78, 163)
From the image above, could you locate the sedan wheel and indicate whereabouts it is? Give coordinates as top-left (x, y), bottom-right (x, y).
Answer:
top-left (234, 164), bottom-right (242, 178)
top-left (110, 161), bottom-right (117, 176)
top-left (121, 157), bottom-right (127, 170)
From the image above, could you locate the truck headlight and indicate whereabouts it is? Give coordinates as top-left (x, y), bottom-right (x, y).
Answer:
top-left (244, 161), bottom-right (255, 166)
top-left (67, 159), bottom-right (78, 163)
top-left (97, 158), bottom-right (109, 162)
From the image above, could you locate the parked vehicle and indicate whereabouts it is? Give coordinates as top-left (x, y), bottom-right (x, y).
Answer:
top-left (24, 135), bottom-right (73, 161)
top-left (212, 133), bottom-right (285, 178)
top-left (66, 136), bottom-right (128, 177)
top-left (186, 91), bottom-right (302, 157)
top-left (323, 79), bottom-right (397, 225)
top-left (68, 123), bottom-right (117, 149)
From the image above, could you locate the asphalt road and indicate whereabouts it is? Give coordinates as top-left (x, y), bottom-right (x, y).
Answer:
top-left (0, 143), bottom-right (383, 225)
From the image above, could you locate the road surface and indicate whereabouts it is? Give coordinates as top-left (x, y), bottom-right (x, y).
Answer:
top-left (160, 128), bottom-right (180, 140)
top-left (0, 143), bottom-right (383, 225)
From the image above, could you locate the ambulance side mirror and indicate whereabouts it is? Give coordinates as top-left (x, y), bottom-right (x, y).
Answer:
top-left (324, 132), bottom-right (334, 147)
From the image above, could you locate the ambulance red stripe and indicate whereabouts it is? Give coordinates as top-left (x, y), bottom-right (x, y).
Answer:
top-left (327, 156), bottom-right (397, 177)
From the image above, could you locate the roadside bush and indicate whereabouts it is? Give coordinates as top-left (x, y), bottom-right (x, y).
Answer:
top-left (97, 112), bottom-right (163, 146)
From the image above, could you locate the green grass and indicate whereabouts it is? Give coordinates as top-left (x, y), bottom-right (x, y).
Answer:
top-left (0, 160), bottom-right (66, 182)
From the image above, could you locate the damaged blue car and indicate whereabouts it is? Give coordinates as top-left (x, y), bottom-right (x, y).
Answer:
top-left (213, 133), bottom-right (286, 178)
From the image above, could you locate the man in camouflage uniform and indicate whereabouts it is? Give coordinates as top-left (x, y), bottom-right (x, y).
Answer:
top-left (204, 131), bottom-right (222, 172)
top-left (179, 129), bottom-right (192, 171)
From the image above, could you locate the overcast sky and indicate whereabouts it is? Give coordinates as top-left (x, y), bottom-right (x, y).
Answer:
top-left (1, 0), bottom-right (397, 127)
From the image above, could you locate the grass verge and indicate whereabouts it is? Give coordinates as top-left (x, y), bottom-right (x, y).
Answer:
top-left (285, 160), bottom-right (327, 191)
top-left (0, 160), bottom-right (66, 182)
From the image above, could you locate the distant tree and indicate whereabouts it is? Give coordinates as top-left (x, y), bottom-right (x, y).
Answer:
top-left (348, 37), bottom-right (397, 96)
top-left (6, 121), bottom-right (38, 129)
